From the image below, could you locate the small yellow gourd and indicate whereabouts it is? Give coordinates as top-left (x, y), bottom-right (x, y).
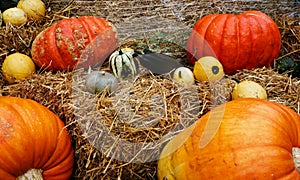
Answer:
top-left (2, 7), bottom-right (27, 26)
top-left (17, 0), bottom-right (46, 20)
top-left (231, 80), bottom-right (267, 100)
top-left (2, 53), bottom-right (36, 83)
top-left (193, 56), bottom-right (225, 82)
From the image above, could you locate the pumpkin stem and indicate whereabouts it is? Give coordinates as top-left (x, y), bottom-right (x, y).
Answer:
top-left (118, 49), bottom-right (123, 55)
top-left (292, 147), bottom-right (300, 173)
top-left (17, 168), bottom-right (43, 180)
top-left (224, 75), bottom-right (240, 83)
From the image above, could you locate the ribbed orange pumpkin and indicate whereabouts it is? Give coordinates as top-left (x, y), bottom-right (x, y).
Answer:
top-left (186, 11), bottom-right (281, 75)
top-left (31, 16), bottom-right (118, 71)
top-left (158, 98), bottom-right (300, 179)
top-left (0, 96), bottom-right (74, 179)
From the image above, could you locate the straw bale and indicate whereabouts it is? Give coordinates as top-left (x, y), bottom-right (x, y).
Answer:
top-left (0, 0), bottom-right (299, 179)
top-left (1, 66), bottom-right (300, 179)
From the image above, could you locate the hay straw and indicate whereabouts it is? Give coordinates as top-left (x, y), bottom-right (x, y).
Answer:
top-left (231, 67), bottom-right (300, 113)
top-left (0, 0), bottom-right (299, 179)
top-left (70, 67), bottom-right (202, 162)
top-left (1, 65), bottom-right (299, 179)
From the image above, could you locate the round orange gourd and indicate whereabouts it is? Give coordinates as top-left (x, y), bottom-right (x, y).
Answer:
top-left (186, 10), bottom-right (281, 75)
top-left (158, 98), bottom-right (300, 179)
top-left (31, 16), bottom-right (118, 71)
top-left (0, 96), bottom-right (74, 179)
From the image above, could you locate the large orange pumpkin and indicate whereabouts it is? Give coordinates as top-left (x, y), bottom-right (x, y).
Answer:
top-left (158, 98), bottom-right (300, 179)
top-left (31, 16), bottom-right (118, 71)
top-left (186, 11), bottom-right (281, 75)
top-left (0, 96), bottom-right (74, 179)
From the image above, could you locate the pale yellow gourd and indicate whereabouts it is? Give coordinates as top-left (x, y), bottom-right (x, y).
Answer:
top-left (2, 53), bottom-right (36, 83)
top-left (231, 80), bottom-right (267, 100)
top-left (2, 7), bottom-right (27, 26)
top-left (17, 0), bottom-right (46, 20)
top-left (173, 67), bottom-right (195, 86)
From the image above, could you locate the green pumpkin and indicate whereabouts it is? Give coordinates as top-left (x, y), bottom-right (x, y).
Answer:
top-left (85, 71), bottom-right (118, 94)
top-left (109, 48), bottom-right (139, 80)
top-left (275, 57), bottom-right (300, 77)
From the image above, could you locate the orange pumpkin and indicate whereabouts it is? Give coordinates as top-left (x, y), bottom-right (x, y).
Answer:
top-left (31, 16), bottom-right (118, 71)
top-left (0, 96), bottom-right (74, 179)
top-left (186, 10), bottom-right (281, 75)
top-left (158, 98), bottom-right (300, 179)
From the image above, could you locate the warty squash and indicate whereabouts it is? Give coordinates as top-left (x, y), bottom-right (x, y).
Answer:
top-left (31, 16), bottom-right (118, 71)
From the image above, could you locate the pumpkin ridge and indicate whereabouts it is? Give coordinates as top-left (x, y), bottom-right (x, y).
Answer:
top-left (246, 16), bottom-right (255, 70)
top-left (32, 27), bottom-right (61, 70)
top-left (31, 29), bottom-right (48, 68)
top-left (9, 102), bottom-right (40, 169)
top-left (244, 11), bottom-right (276, 68)
top-left (196, 103), bottom-right (291, 150)
top-left (26, 102), bottom-right (59, 170)
top-left (0, 169), bottom-right (14, 179)
top-left (54, 18), bottom-right (82, 70)
top-left (257, 13), bottom-right (281, 65)
top-left (75, 17), bottom-right (92, 40)
top-left (242, 100), bottom-right (299, 148)
top-left (186, 14), bottom-right (218, 63)
top-left (14, 99), bottom-right (65, 172)
top-left (235, 14), bottom-right (251, 71)
top-left (39, 114), bottom-right (73, 169)
top-left (235, 15), bottom-right (240, 71)
top-left (42, 127), bottom-right (74, 179)
top-left (265, 98), bottom-right (299, 147)
top-left (45, 25), bottom-right (68, 70)
top-left (248, 16), bottom-right (265, 69)
top-left (77, 17), bottom-right (116, 68)
top-left (272, 104), bottom-right (300, 147)
top-left (0, 103), bottom-right (31, 176)
top-left (254, 15), bottom-right (274, 68)
top-left (24, 100), bottom-right (61, 168)
top-left (38, 116), bottom-right (62, 169)
top-left (26, 100), bottom-right (74, 178)
top-left (276, 169), bottom-right (300, 180)
top-left (78, 16), bottom-right (102, 44)
top-left (224, 14), bottom-right (240, 74)
top-left (208, 14), bottom-right (230, 73)
top-left (229, 146), bottom-right (294, 178)
top-left (203, 15), bottom-right (220, 57)
top-left (211, 14), bottom-right (226, 58)
top-left (74, 17), bottom-right (103, 69)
